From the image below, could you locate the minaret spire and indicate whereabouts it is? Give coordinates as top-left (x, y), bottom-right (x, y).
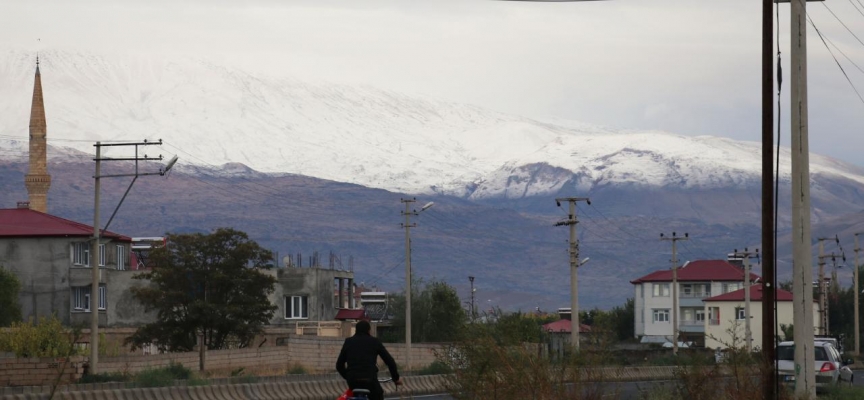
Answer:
top-left (25, 56), bottom-right (51, 213)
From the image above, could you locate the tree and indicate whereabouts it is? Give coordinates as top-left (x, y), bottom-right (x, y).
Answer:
top-left (0, 265), bottom-right (22, 327)
top-left (389, 280), bottom-right (466, 343)
top-left (126, 228), bottom-right (277, 352)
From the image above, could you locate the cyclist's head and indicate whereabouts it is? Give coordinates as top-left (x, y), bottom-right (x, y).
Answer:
top-left (356, 320), bottom-right (371, 334)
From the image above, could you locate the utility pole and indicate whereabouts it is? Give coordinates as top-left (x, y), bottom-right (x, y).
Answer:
top-left (817, 239), bottom-right (828, 336)
top-left (816, 237), bottom-right (845, 336)
top-left (733, 248), bottom-right (758, 351)
top-left (554, 197), bottom-right (590, 351)
top-left (661, 232), bottom-right (688, 355)
top-left (760, 0), bottom-right (776, 396)
top-left (788, 0), bottom-right (816, 394)
top-left (90, 140), bottom-right (176, 374)
top-left (469, 276), bottom-right (476, 322)
top-left (855, 233), bottom-right (862, 356)
top-left (399, 198), bottom-right (433, 372)
top-left (401, 198), bottom-right (416, 372)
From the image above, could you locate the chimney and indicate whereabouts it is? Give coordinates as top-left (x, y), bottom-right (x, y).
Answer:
top-left (558, 307), bottom-right (572, 321)
top-left (17, 201), bottom-right (30, 209)
top-left (727, 253), bottom-right (745, 269)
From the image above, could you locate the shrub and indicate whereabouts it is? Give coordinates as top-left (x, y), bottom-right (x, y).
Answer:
top-left (417, 360), bottom-right (452, 375)
top-left (286, 364), bottom-right (307, 375)
top-left (133, 362), bottom-right (193, 387)
top-left (0, 316), bottom-right (82, 358)
top-left (78, 372), bottom-right (129, 384)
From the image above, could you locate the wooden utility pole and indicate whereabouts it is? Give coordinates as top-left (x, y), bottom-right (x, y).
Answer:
top-left (760, 0), bottom-right (776, 396)
top-left (661, 232), bottom-right (688, 355)
top-left (555, 197), bottom-right (590, 351)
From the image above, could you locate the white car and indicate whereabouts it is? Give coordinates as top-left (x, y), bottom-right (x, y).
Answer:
top-left (776, 341), bottom-right (854, 392)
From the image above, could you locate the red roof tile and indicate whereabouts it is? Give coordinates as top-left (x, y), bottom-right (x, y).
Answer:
top-left (630, 260), bottom-right (759, 284)
top-left (0, 208), bottom-right (130, 240)
top-left (334, 309), bottom-right (367, 321)
top-left (703, 285), bottom-right (794, 302)
top-left (542, 319), bottom-right (592, 333)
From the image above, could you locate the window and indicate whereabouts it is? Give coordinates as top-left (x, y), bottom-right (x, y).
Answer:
top-left (285, 296), bottom-right (308, 319)
top-left (696, 309), bottom-right (705, 322)
top-left (116, 245), bottom-right (127, 270)
top-left (73, 242), bottom-right (90, 266)
top-left (653, 283), bottom-right (670, 297)
top-left (652, 309), bottom-right (670, 323)
top-left (72, 286), bottom-right (106, 312)
top-left (72, 287), bottom-right (90, 311)
top-left (640, 285), bottom-right (644, 298)
top-left (735, 307), bottom-right (746, 320)
top-left (99, 286), bottom-right (107, 310)
top-left (723, 283), bottom-right (742, 294)
top-left (708, 307), bottom-right (720, 325)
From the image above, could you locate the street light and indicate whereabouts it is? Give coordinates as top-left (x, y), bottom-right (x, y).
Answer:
top-left (401, 198), bottom-right (433, 371)
top-left (90, 140), bottom-right (177, 374)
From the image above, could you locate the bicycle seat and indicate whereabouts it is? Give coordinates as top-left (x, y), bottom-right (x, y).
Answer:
top-left (352, 389), bottom-right (371, 395)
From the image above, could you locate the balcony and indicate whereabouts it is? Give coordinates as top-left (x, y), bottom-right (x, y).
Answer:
top-left (680, 291), bottom-right (712, 298)
top-left (679, 319), bottom-right (705, 333)
top-left (709, 319), bottom-right (720, 326)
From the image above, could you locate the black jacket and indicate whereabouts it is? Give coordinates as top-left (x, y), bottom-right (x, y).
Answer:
top-left (336, 332), bottom-right (400, 382)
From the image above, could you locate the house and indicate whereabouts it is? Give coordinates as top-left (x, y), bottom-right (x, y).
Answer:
top-left (703, 285), bottom-right (818, 350)
top-left (631, 259), bottom-right (759, 346)
top-left (0, 206), bottom-right (153, 327)
top-left (265, 263), bottom-right (356, 333)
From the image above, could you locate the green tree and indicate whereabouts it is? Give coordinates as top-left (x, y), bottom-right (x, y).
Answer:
top-left (126, 228), bottom-right (277, 352)
top-left (0, 265), bottom-right (22, 327)
top-left (389, 280), bottom-right (466, 343)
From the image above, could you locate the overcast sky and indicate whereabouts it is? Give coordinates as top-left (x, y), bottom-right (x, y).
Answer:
top-left (3, 0), bottom-right (863, 166)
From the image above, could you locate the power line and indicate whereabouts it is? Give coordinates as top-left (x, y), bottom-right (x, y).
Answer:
top-left (808, 14), bottom-right (864, 106)
top-left (821, 2), bottom-right (864, 48)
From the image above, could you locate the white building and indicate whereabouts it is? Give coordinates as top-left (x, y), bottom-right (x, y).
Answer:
top-left (703, 285), bottom-right (819, 350)
top-left (631, 259), bottom-right (758, 346)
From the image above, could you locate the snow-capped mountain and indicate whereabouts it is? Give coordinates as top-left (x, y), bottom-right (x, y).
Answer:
top-left (2, 49), bottom-right (864, 199)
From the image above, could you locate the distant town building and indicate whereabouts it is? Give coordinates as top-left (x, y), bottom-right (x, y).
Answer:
top-left (631, 259), bottom-right (759, 347)
top-left (0, 206), bottom-right (152, 327)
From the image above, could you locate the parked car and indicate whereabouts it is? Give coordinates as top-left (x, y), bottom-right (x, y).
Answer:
top-left (776, 341), bottom-right (853, 392)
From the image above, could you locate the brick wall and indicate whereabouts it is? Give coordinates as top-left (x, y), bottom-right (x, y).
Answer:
top-left (1, 337), bottom-right (443, 387)
top-left (0, 356), bottom-right (85, 387)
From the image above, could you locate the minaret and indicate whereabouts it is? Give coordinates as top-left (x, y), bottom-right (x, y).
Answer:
top-left (25, 56), bottom-right (51, 213)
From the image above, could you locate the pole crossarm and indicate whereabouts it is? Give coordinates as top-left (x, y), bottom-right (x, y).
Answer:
top-left (554, 197), bottom-right (590, 351)
top-left (89, 140), bottom-right (177, 374)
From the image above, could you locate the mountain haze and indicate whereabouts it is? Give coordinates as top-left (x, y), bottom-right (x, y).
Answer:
top-left (2, 49), bottom-right (864, 309)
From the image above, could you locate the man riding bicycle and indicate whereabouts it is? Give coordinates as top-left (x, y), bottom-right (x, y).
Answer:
top-left (336, 320), bottom-right (402, 400)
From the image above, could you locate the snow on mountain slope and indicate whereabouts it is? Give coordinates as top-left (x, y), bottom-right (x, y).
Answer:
top-left (2, 49), bottom-right (863, 198)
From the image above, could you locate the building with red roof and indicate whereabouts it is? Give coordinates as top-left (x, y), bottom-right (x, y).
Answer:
top-left (0, 206), bottom-right (148, 327)
top-left (703, 285), bottom-right (818, 350)
top-left (632, 259), bottom-right (760, 346)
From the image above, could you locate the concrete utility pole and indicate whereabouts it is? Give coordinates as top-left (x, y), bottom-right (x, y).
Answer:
top-left (855, 233), bottom-right (863, 356)
top-left (817, 239), bottom-right (828, 336)
top-left (554, 197), bottom-right (590, 351)
top-left (469, 276), bottom-right (476, 322)
top-left (660, 232), bottom-right (688, 355)
top-left (90, 140), bottom-right (176, 374)
top-left (733, 248), bottom-right (758, 351)
top-left (789, 0), bottom-right (816, 394)
top-left (400, 198), bottom-right (433, 371)
top-left (401, 198), bottom-right (416, 372)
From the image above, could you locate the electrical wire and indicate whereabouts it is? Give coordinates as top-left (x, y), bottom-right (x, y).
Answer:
top-left (807, 14), bottom-right (864, 106)
top-left (821, 2), bottom-right (864, 48)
